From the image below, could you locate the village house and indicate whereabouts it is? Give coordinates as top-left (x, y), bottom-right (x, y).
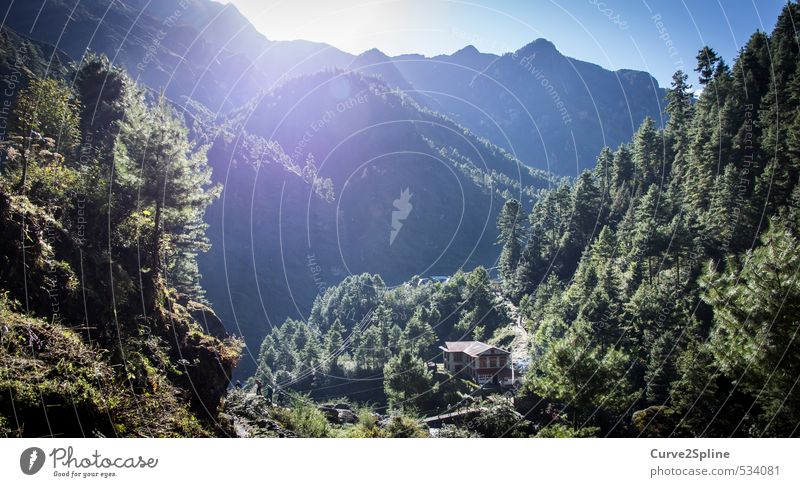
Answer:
top-left (439, 341), bottom-right (514, 386)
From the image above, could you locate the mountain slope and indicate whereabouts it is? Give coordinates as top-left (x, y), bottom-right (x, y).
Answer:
top-left (390, 39), bottom-right (665, 175)
top-left (1, 0), bottom-right (664, 175)
top-left (0, 0), bottom-right (353, 111)
top-left (197, 70), bottom-right (555, 376)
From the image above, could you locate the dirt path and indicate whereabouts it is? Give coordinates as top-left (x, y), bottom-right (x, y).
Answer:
top-left (495, 293), bottom-right (531, 373)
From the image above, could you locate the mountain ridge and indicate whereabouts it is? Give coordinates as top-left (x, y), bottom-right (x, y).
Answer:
top-left (0, 0), bottom-right (664, 173)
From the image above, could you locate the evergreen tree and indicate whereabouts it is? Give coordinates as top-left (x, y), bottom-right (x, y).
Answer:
top-left (665, 71), bottom-right (693, 154)
top-left (116, 96), bottom-right (221, 306)
top-left (754, 4), bottom-right (800, 214)
top-left (456, 267), bottom-right (507, 340)
top-left (631, 117), bottom-right (661, 191)
top-left (526, 321), bottom-right (635, 431)
top-left (74, 53), bottom-right (130, 160)
top-left (404, 306), bottom-right (438, 356)
top-left (702, 209), bottom-right (800, 435)
top-left (384, 348), bottom-right (435, 412)
top-left (644, 330), bottom-right (679, 405)
top-left (323, 318), bottom-right (346, 373)
top-left (497, 198), bottom-right (525, 293)
top-left (695, 46), bottom-right (721, 86)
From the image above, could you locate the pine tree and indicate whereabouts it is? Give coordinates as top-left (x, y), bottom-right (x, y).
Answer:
top-left (593, 146), bottom-right (614, 200)
top-left (497, 199), bottom-right (525, 293)
top-left (754, 3), bottom-right (800, 214)
top-left (665, 71), bottom-right (693, 154)
top-left (644, 330), bottom-right (679, 405)
top-left (631, 117), bottom-right (662, 192)
top-left (404, 306), bottom-right (438, 356)
top-left (384, 348), bottom-right (435, 412)
top-left (702, 209), bottom-right (800, 435)
top-left (74, 53), bottom-right (130, 160)
top-left (704, 164), bottom-right (743, 254)
top-left (510, 237), bottom-right (544, 300)
top-left (695, 46), bottom-right (721, 86)
top-left (323, 318), bottom-right (345, 373)
top-left (117, 96), bottom-right (221, 307)
top-left (526, 321), bottom-right (635, 431)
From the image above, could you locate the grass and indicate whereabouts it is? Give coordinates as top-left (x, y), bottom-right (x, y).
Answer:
top-left (0, 295), bottom-right (211, 437)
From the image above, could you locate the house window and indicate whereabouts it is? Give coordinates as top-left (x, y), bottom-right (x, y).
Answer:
top-left (498, 356), bottom-right (506, 367)
top-left (480, 357), bottom-right (488, 368)
top-left (489, 357), bottom-right (497, 368)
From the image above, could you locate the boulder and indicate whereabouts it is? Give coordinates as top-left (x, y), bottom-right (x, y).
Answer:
top-left (184, 299), bottom-right (228, 339)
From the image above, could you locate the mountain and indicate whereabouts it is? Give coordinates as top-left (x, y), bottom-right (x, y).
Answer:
top-left (0, 0), bottom-right (664, 375)
top-left (0, 0), bottom-right (353, 111)
top-left (388, 39), bottom-right (665, 175)
top-left (0, 0), bottom-right (664, 175)
top-left (1, 0), bottom-right (798, 440)
top-left (197, 71), bottom-right (555, 376)
top-left (347, 48), bottom-right (415, 93)
top-left (248, 3), bottom-right (800, 437)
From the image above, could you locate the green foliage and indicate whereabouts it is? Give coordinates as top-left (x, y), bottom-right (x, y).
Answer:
top-left (526, 321), bottom-right (636, 430)
top-left (511, 2), bottom-right (800, 438)
top-left (343, 407), bottom-right (385, 438)
top-left (1, 76), bottom-right (81, 199)
top-left (0, 58), bottom-right (237, 438)
top-left (115, 96), bottom-right (220, 303)
top-left (384, 348), bottom-right (435, 412)
top-left (702, 210), bottom-right (800, 435)
top-left (536, 424), bottom-right (600, 438)
top-left (468, 395), bottom-right (532, 437)
top-left (381, 414), bottom-right (428, 438)
top-left (0, 296), bottom-right (209, 437)
top-left (9, 76), bottom-right (80, 154)
top-left (497, 198), bottom-right (525, 293)
top-left (275, 395), bottom-right (332, 438)
top-left (695, 46), bottom-right (722, 86)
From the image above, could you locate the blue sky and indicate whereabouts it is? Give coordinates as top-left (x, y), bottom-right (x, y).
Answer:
top-left (218, 0), bottom-right (788, 87)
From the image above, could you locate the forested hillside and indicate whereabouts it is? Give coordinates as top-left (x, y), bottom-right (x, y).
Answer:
top-left (1, 1), bottom-right (798, 439)
top-left (198, 70), bottom-right (556, 374)
top-left (0, 52), bottom-right (242, 436)
top-left (501, 4), bottom-right (800, 437)
top-left (251, 3), bottom-right (800, 438)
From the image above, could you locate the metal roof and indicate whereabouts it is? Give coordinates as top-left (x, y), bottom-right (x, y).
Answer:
top-left (440, 341), bottom-right (510, 357)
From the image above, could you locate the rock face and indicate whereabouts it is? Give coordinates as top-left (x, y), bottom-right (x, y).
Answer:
top-left (0, 191), bottom-right (80, 322)
top-left (176, 294), bottom-right (228, 339)
top-left (165, 294), bottom-right (242, 419)
top-left (0, 187), bottom-right (242, 437)
top-left (220, 391), bottom-right (295, 438)
top-left (319, 405), bottom-right (358, 425)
